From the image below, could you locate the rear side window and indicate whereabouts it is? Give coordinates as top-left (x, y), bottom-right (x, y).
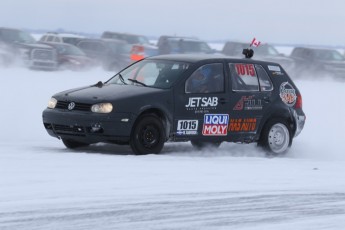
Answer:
top-left (229, 63), bottom-right (259, 91)
top-left (255, 65), bottom-right (273, 91)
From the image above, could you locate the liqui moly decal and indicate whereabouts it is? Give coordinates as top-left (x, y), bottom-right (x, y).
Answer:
top-left (202, 114), bottom-right (229, 136)
top-left (279, 82), bottom-right (297, 106)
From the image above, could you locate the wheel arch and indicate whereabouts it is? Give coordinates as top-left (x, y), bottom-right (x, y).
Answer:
top-left (131, 106), bottom-right (172, 141)
top-left (257, 107), bottom-right (296, 141)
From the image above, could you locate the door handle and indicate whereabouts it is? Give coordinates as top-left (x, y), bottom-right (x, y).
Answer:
top-left (219, 98), bottom-right (228, 104)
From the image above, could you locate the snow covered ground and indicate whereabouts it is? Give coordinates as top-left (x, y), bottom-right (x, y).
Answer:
top-left (0, 65), bottom-right (345, 230)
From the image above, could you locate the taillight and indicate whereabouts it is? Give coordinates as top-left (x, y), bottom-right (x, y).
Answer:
top-left (130, 45), bottom-right (145, 61)
top-left (295, 94), bottom-right (302, 109)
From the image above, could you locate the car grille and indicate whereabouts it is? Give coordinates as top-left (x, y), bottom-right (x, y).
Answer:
top-left (53, 124), bottom-right (86, 136)
top-left (56, 101), bottom-right (92, 111)
top-left (32, 49), bottom-right (54, 61)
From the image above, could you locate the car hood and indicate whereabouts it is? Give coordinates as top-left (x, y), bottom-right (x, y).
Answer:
top-left (54, 83), bottom-right (165, 102)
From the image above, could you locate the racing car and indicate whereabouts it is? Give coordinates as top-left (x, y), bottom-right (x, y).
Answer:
top-left (42, 51), bottom-right (305, 155)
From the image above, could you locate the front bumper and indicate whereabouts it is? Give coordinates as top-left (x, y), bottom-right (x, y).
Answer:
top-left (42, 108), bottom-right (135, 143)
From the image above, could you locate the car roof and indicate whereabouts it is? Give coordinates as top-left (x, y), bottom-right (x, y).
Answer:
top-left (147, 54), bottom-right (279, 65)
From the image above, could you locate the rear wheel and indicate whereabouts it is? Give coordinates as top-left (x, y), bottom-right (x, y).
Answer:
top-left (62, 139), bottom-right (89, 149)
top-left (130, 115), bottom-right (165, 155)
top-left (259, 119), bottom-right (292, 155)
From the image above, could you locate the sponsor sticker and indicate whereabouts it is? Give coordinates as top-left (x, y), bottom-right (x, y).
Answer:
top-left (233, 96), bottom-right (263, 111)
top-left (268, 65), bottom-right (281, 72)
top-left (235, 64), bottom-right (256, 77)
top-left (279, 82), bottom-right (297, 106)
top-left (228, 118), bottom-right (257, 132)
top-left (185, 97), bottom-right (218, 114)
top-left (176, 120), bottom-right (198, 135)
top-left (202, 114), bottom-right (229, 136)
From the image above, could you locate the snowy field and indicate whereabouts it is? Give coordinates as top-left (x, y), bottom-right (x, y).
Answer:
top-left (0, 65), bottom-right (345, 230)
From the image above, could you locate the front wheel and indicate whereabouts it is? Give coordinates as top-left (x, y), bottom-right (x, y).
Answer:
top-left (130, 115), bottom-right (165, 155)
top-left (258, 120), bottom-right (292, 155)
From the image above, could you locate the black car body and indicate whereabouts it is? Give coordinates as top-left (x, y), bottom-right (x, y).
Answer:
top-left (43, 54), bottom-right (305, 155)
top-left (0, 27), bottom-right (57, 70)
top-left (76, 38), bottom-right (131, 71)
top-left (222, 41), bottom-right (295, 76)
top-left (290, 47), bottom-right (345, 80)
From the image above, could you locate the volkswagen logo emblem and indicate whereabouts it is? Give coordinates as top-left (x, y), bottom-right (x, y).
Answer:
top-left (68, 102), bottom-right (75, 110)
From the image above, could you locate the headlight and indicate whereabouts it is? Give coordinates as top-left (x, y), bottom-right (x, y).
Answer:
top-left (48, 97), bottom-right (57, 109)
top-left (91, 103), bottom-right (113, 113)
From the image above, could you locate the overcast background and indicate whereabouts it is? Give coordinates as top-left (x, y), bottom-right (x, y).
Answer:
top-left (0, 0), bottom-right (344, 46)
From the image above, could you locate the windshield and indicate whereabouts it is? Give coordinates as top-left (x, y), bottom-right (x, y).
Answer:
top-left (1, 29), bottom-right (36, 44)
top-left (107, 59), bottom-right (190, 89)
top-left (55, 44), bottom-right (86, 56)
top-left (255, 45), bottom-right (280, 56)
top-left (314, 49), bottom-right (344, 61)
top-left (168, 39), bottom-right (212, 53)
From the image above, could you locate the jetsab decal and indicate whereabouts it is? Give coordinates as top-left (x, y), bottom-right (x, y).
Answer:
top-left (279, 82), bottom-right (297, 106)
top-left (202, 114), bottom-right (229, 136)
top-left (228, 118), bottom-right (257, 132)
top-left (185, 97), bottom-right (218, 114)
top-left (176, 120), bottom-right (198, 135)
top-left (233, 96), bottom-right (263, 111)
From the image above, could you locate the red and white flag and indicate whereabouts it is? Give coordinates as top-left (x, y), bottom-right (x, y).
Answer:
top-left (250, 38), bottom-right (261, 47)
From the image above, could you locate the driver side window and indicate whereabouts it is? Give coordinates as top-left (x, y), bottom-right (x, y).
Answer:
top-left (185, 63), bottom-right (224, 94)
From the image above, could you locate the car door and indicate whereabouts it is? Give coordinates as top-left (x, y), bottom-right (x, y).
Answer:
top-left (226, 61), bottom-right (274, 142)
top-left (173, 62), bottom-right (230, 140)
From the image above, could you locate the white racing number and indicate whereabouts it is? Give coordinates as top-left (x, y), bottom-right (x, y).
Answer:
top-left (177, 120), bottom-right (198, 135)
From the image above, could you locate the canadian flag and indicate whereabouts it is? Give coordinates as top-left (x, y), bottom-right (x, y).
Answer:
top-left (250, 38), bottom-right (261, 47)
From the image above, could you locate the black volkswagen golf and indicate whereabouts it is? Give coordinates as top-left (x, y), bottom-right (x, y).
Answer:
top-left (43, 53), bottom-right (305, 155)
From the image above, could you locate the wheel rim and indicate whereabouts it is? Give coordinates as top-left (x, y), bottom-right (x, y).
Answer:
top-left (139, 124), bottom-right (160, 149)
top-left (268, 123), bottom-right (290, 154)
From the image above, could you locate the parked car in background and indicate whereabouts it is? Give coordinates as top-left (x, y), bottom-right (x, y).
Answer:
top-left (41, 42), bottom-right (96, 71)
top-left (76, 38), bottom-right (131, 71)
top-left (290, 47), bottom-right (345, 80)
top-left (43, 53), bottom-right (305, 155)
top-left (39, 32), bottom-right (84, 46)
top-left (0, 27), bottom-right (57, 70)
top-left (101, 31), bottom-right (158, 62)
top-left (157, 36), bottom-right (217, 55)
top-left (222, 41), bottom-right (295, 76)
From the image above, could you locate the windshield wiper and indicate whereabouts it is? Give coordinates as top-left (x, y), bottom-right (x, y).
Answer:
top-left (118, 73), bottom-right (127, 85)
top-left (128, 79), bottom-right (147, 87)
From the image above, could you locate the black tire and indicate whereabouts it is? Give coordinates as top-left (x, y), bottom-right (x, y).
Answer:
top-left (62, 139), bottom-right (89, 149)
top-left (130, 115), bottom-right (165, 155)
top-left (191, 140), bottom-right (222, 149)
top-left (258, 119), bottom-right (292, 155)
